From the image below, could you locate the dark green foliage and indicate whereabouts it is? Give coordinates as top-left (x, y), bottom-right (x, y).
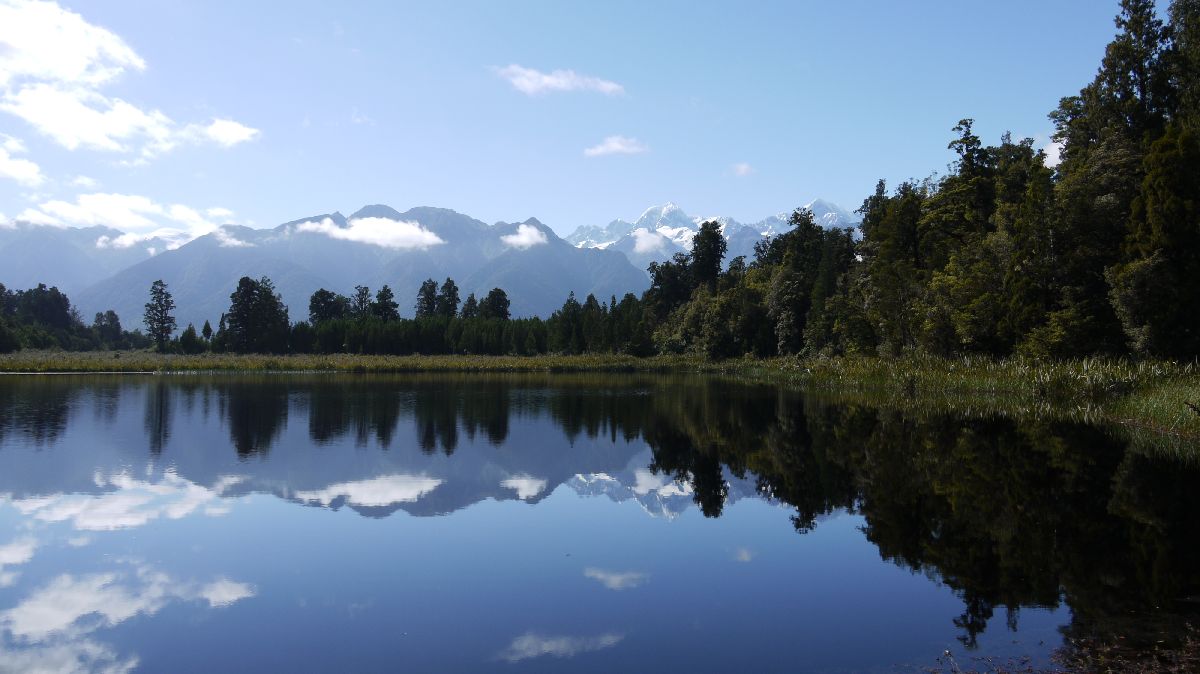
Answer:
top-left (0, 282), bottom-right (143, 352)
top-left (460, 293), bottom-right (479, 319)
top-left (350, 286), bottom-right (372, 320)
top-left (177, 323), bottom-right (205, 354)
top-left (93, 311), bottom-right (122, 345)
top-left (690, 220), bottom-right (727, 289)
top-left (414, 279), bottom-right (438, 318)
top-left (0, 318), bottom-right (18, 353)
top-left (309, 289), bottom-right (349, 324)
top-left (224, 276), bottom-right (290, 353)
top-left (372, 285), bottom-right (399, 321)
top-left (289, 321), bottom-right (316, 354)
top-left (1108, 124), bottom-right (1200, 356)
top-left (144, 280), bottom-right (177, 352)
top-left (479, 288), bottom-right (510, 320)
top-left (435, 278), bottom-right (460, 318)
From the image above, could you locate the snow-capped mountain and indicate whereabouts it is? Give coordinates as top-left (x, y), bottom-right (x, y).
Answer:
top-left (567, 449), bottom-right (763, 520)
top-left (566, 200), bottom-right (860, 275)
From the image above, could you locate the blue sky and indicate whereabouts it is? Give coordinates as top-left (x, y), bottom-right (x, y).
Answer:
top-left (0, 0), bottom-right (1124, 241)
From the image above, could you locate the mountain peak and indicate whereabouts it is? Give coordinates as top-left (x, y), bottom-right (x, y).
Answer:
top-left (349, 204), bottom-right (403, 221)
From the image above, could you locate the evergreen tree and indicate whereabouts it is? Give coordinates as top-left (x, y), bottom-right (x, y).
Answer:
top-left (415, 279), bottom-right (438, 318)
top-left (144, 279), bottom-right (177, 352)
top-left (350, 286), bottom-right (372, 320)
top-left (691, 220), bottom-right (727, 289)
top-left (372, 285), bottom-right (400, 321)
top-left (479, 288), bottom-right (510, 320)
top-left (178, 323), bottom-right (205, 354)
top-left (435, 278), bottom-right (460, 317)
top-left (93, 310), bottom-right (123, 346)
top-left (225, 276), bottom-right (290, 353)
top-left (310, 289), bottom-right (349, 324)
top-left (1108, 124), bottom-right (1200, 356)
top-left (461, 293), bottom-right (479, 319)
top-left (202, 320), bottom-right (213, 341)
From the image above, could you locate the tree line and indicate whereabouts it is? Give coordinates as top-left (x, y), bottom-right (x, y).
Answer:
top-left (647, 0), bottom-right (1200, 361)
top-left (3, 0), bottom-right (1198, 360)
top-left (0, 282), bottom-right (151, 353)
top-left (134, 273), bottom-right (651, 356)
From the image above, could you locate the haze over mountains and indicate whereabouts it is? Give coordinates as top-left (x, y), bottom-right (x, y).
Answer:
top-left (0, 200), bottom-right (859, 329)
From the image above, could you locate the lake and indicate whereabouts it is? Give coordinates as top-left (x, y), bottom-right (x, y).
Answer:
top-left (0, 373), bottom-right (1197, 672)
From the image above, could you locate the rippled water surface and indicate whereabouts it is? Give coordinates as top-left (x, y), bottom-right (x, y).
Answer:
top-left (0, 374), bottom-right (1197, 672)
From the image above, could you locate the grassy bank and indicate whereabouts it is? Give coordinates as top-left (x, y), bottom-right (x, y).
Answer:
top-left (3, 350), bottom-right (1198, 441)
top-left (0, 350), bottom-right (706, 373)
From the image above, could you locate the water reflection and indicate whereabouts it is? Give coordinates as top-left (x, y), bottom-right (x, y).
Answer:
top-left (0, 373), bottom-right (1198, 669)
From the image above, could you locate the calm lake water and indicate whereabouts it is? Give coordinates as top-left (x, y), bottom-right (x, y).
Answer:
top-left (0, 374), bottom-right (1197, 673)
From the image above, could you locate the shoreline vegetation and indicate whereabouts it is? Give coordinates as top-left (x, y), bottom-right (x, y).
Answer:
top-left (3, 350), bottom-right (1198, 445)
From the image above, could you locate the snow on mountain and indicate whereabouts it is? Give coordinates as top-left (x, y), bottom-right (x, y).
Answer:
top-left (564, 218), bottom-right (637, 249)
top-left (566, 200), bottom-right (861, 275)
top-left (567, 449), bottom-right (762, 520)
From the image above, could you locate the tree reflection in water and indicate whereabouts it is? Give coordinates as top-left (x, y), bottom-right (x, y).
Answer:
top-left (1, 373), bottom-right (1197, 653)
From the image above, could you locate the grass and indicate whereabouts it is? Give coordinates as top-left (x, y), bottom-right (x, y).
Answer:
top-left (0, 350), bottom-right (703, 374)
top-left (3, 350), bottom-right (1199, 443)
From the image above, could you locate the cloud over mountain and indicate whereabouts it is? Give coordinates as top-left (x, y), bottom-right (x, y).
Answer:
top-left (295, 216), bottom-right (445, 250)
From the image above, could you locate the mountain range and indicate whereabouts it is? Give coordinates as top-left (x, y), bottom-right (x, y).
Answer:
top-left (0, 200), bottom-right (859, 329)
top-left (564, 199), bottom-right (861, 272)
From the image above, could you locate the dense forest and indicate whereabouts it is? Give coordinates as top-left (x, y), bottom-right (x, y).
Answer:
top-left (2, 0), bottom-right (1197, 360)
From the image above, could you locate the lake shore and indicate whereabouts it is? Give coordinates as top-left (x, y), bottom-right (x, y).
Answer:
top-left (3, 350), bottom-right (1199, 443)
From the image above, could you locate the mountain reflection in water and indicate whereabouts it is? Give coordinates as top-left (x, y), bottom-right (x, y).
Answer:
top-left (0, 373), bottom-right (1197, 672)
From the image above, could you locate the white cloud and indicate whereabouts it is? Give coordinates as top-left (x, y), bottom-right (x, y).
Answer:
top-left (734, 547), bottom-right (754, 562)
top-left (292, 474), bottom-right (443, 507)
top-left (179, 118), bottom-right (260, 148)
top-left (206, 206), bottom-right (234, 220)
top-left (212, 228), bottom-right (253, 248)
top-left (500, 224), bottom-right (549, 250)
top-left (37, 192), bottom-right (161, 230)
top-left (71, 175), bottom-right (98, 188)
top-left (0, 537), bottom-right (37, 566)
top-left (295, 216), bottom-right (445, 250)
top-left (631, 228), bottom-right (667, 254)
top-left (7, 471), bottom-right (244, 531)
top-left (498, 632), bottom-right (623, 663)
top-left (0, 565), bottom-right (254, 641)
top-left (1, 133), bottom-right (26, 153)
top-left (0, 0), bottom-right (145, 89)
top-left (583, 568), bottom-right (647, 591)
top-left (0, 537), bottom-right (37, 587)
top-left (494, 64), bottom-right (623, 96)
top-left (0, 1), bottom-right (257, 159)
top-left (1, 83), bottom-right (173, 153)
top-left (584, 135), bottom-right (647, 157)
top-left (1043, 139), bottom-right (1063, 168)
top-left (0, 638), bottom-right (138, 674)
top-left (198, 578), bottom-right (256, 608)
top-left (18, 192), bottom-right (237, 248)
top-left (501, 475), bottom-right (548, 500)
top-left (14, 206), bottom-right (59, 226)
top-left (0, 145), bottom-right (43, 186)
top-left (732, 162), bottom-right (754, 177)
